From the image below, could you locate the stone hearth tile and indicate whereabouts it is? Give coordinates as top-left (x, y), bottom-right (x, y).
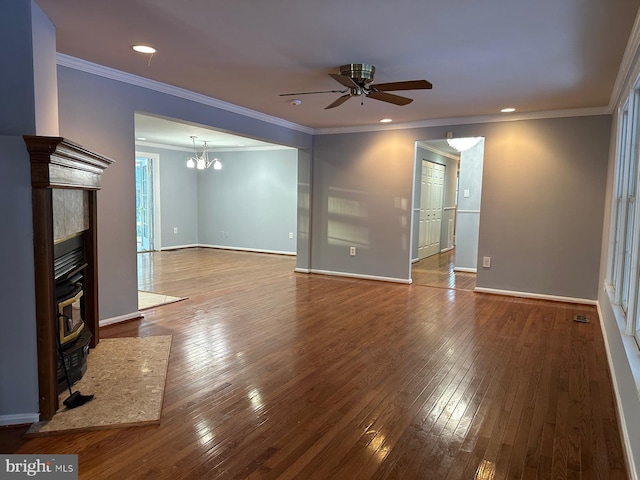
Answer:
top-left (26, 335), bottom-right (172, 436)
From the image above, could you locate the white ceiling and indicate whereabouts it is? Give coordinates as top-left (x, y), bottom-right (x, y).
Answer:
top-left (134, 114), bottom-right (291, 151)
top-left (36, 0), bottom-right (640, 135)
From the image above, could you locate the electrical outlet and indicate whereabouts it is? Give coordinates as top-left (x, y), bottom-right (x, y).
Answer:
top-left (289, 232), bottom-right (293, 239)
top-left (350, 246), bottom-right (356, 256)
top-left (173, 227), bottom-right (178, 234)
top-left (482, 256), bottom-right (491, 268)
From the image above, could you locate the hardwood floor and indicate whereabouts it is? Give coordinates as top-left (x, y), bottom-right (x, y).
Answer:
top-left (411, 249), bottom-right (476, 291)
top-left (2, 248), bottom-right (627, 479)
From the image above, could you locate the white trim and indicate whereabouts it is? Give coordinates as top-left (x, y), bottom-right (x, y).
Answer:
top-left (310, 269), bottom-right (412, 284)
top-left (474, 286), bottom-right (597, 305)
top-left (294, 267), bottom-right (310, 273)
top-left (56, 53), bottom-right (314, 135)
top-left (457, 209), bottom-right (481, 214)
top-left (454, 267), bottom-right (477, 273)
top-left (160, 244), bottom-right (200, 251)
top-left (598, 297), bottom-right (640, 480)
top-left (606, 286), bottom-right (640, 398)
top-left (99, 311), bottom-right (143, 327)
top-left (314, 106), bottom-right (610, 135)
top-left (135, 140), bottom-right (293, 153)
top-left (0, 413), bottom-right (40, 427)
top-left (199, 244), bottom-right (296, 256)
top-left (443, 206), bottom-right (457, 211)
top-left (610, 9), bottom-right (640, 112)
top-left (411, 257), bottom-right (420, 263)
top-left (440, 246), bottom-right (454, 253)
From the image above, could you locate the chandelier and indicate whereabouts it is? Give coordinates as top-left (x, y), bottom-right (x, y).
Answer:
top-left (186, 135), bottom-right (222, 170)
top-left (446, 132), bottom-right (482, 153)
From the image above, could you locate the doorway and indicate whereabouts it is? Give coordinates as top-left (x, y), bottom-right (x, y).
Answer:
top-left (410, 138), bottom-right (484, 290)
top-left (135, 153), bottom-right (159, 252)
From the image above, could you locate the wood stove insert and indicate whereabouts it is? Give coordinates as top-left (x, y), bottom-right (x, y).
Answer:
top-left (25, 136), bottom-right (113, 420)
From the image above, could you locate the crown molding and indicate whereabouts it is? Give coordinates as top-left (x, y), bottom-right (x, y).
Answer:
top-left (56, 53), bottom-right (314, 135)
top-left (135, 140), bottom-right (292, 152)
top-left (609, 8), bottom-right (640, 111)
top-left (57, 53), bottom-right (613, 139)
top-left (313, 106), bottom-right (611, 135)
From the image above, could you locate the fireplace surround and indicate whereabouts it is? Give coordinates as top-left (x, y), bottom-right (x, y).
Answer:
top-left (25, 136), bottom-right (113, 420)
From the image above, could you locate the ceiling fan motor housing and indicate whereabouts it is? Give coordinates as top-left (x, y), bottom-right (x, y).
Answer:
top-left (339, 63), bottom-right (375, 84)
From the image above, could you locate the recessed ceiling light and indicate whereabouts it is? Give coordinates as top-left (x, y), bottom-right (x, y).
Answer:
top-left (501, 107), bottom-right (516, 113)
top-left (132, 45), bottom-right (156, 54)
top-left (291, 99), bottom-right (302, 106)
top-left (380, 118), bottom-right (393, 123)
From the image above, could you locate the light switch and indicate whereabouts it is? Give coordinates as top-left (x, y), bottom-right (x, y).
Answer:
top-left (463, 189), bottom-right (470, 198)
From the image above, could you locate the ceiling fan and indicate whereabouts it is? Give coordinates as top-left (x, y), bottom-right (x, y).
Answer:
top-left (280, 63), bottom-right (432, 110)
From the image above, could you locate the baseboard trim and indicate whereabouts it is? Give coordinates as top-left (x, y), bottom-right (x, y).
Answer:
top-left (198, 244), bottom-right (296, 256)
top-left (159, 244), bottom-right (199, 251)
top-left (440, 246), bottom-right (454, 253)
top-left (454, 267), bottom-right (477, 273)
top-left (294, 268), bottom-right (310, 273)
top-left (310, 269), bottom-right (412, 284)
top-left (473, 287), bottom-right (597, 305)
top-left (0, 413), bottom-right (39, 427)
top-left (99, 311), bottom-right (144, 328)
top-left (598, 293), bottom-right (640, 480)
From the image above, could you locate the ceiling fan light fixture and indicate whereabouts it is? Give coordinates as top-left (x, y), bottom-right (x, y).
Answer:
top-left (213, 159), bottom-right (222, 170)
top-left (446, 132), bottom-right (482, 152)
top-left (186, 158), bottom-right (196, 169)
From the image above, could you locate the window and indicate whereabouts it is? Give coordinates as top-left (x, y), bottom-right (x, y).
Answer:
top-left (608, 86), bottom-right (640, 345)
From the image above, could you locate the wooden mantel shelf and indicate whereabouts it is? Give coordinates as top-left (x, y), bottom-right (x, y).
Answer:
top-left (24, 135), bottom-right (114, 190)
top-left (25, 135), bottom-right (114, 420)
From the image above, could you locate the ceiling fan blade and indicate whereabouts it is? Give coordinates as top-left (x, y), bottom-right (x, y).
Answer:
top-left (325, 94), bottom-right (353, 110)
top-left (371, 80), bottom-right (433, 92)
top-left (279, 89), bottom-right (347, 96)
top-left (367, 91), bottom-right (413, 106)
top-left (329, 73), bottom-right (360, 89)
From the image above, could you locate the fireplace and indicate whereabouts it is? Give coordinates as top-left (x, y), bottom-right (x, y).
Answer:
top-left (25, 136), bottom-right (114, 419)
top-left (54, 233), bottom-right (92, 392)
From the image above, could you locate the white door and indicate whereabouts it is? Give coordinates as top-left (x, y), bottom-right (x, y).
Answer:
top-left (418, 160), bottom-right (445, 259)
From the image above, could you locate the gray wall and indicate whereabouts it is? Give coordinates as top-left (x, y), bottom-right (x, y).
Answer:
top-left (312, 115), bottom-right (610, 297)
top-left (135, 145), bottom-right (298, 253)
top-left (0, 0), bottom-right (57, 423)
top-left (198, 149), bottom-right (297, 253)
top-left (455, 140), bottom-right (484, 271)
top-left (312, 130), bottom-right (416, 281)
top-left (476, 117), bottom-right (610, 299)
top-left (296, 148), bottom-right (312, 271)
top-left (411, 145), bottom-right (458, 262)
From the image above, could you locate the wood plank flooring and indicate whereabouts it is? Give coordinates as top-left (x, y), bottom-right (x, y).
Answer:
top-left (411, 250), bottom-right (476, 291)
top-left (1, 248), bottom-right (627, 479)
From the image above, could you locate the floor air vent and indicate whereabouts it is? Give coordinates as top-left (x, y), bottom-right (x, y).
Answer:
top-left (573, 314), bottom-right (589, 323)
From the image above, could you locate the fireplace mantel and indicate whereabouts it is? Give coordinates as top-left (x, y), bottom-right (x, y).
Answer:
top-left (25, 136), bottom-right (114, 420)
